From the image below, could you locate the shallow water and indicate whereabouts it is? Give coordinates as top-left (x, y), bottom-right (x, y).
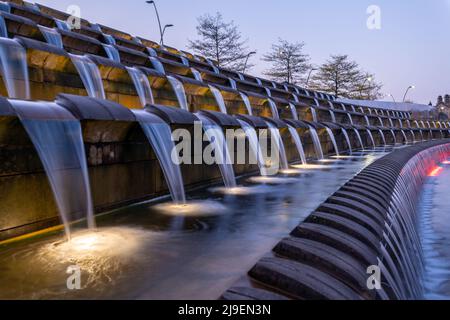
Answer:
top-left (0, 151), bottom-right (390, 300)
top-left (420, 160), bottom-right (450, 299)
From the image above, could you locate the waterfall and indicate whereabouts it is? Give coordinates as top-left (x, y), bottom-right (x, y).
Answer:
top-left (206, 59), bottom-right (220, 74)
top-left (401, 130), bottom-right (409, 144)
top-left (288, 125), bottom-right (307, 165)
top-left (238, 73), bottom-right (245, 81)
top-left (147, 47), bottom-right (158, 57)
top-left (266, 121), bottom-right (289, 170)
top-left (0, 15), bottom-right (7, 37)
top-left (197, 114), bottom-right (237, 188)
top-left (267, 99), bottom-right (279, 119)
top-left (292, 94), bottom-right (299, 103)
top-left (289, 103), bottom-right (299, 120)
top-left (103, 44), bottom-right (121, 63)
top-left (237, 119), bottom-right (268, 175)
top-left (208, 85), bottom-right (228, 114)
top-left (55, 19), bottom-right (71, 31)
top-left (390, 129), bottom-right (397, 145)
top-left (265, 87), bottom-right (272, 97)
top-left (378, 117), bottom-right (384, 126)
top-left (379, 129), bottom-right (387, 146)
top-left (364, 115), bottom-right (370, 126)
top-left (191, 68), bottom-right (203, 82)
top-left (133, 110), bottom-right (186, 204)
top-left (329, 110), bottom-right (336, 122)
top-left (341, 128), bottom-right (353, 155)
top-left (180, 56), bottom-right (189, 66)
top-left (70, 54), bottom-right (105, 99)
top-left (10, 101), bottom-right (95, 239)
top-left (389, 118), bottom-right (394, 127)
top-left (0, 2), bottom-right (11, 13)
top-left (239, 92), bottom-right (253, 115)
top-left (150, 57), bottom-right (166, 74)
top-left (325, 127), bottom-right (339, 156)
top-left (0, 38), bottom-right (30, 99)
top-left (256, 78), bottom-right (262, 86)
top-left (366, 129), bottom-right (376, 148)
top-left (127, 67), bottom-right (154, 107)
top-left (311, 108), bottom-right (318, 122)
top-left (347, 113), bottom-right (354, 125)
top-left (308, 125), bottom-right (324, 160)
top-left (353, 128), bottom-right (365, 150)
top-left (39, 26), bottom-right (63, 49)
top-left (167, 75), bottom-right (188, 111)
top-left (229, 78), bottom-right (237, 90)
top-left (410, 130), bottom-right (416, 143)
top-left (104, 34), bottom-right (116, 45)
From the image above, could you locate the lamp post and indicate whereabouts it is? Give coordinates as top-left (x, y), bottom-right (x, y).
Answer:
top-left (161, 24), bottom-right (174, 46)
top-left (242, 51), bottom-right (256, 74)
top-left (146, 1), bottom-right (172, 46)
top-left (305, 67), bottom-right (317, 88)
top-left (403, 85), bottom-right (415, 102)
top-left (387, 94), bottom-right (397, 103)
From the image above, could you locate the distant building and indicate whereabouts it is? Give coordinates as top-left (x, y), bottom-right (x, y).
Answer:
top-left (436, 95), bottom-right (450, 120)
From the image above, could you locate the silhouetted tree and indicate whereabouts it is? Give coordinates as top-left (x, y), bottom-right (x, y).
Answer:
top-left (310, 54), bottom-right (383, 99)
top-left (188, 12), bottom-right (253, 71)
top-left (262, 39), bottom-right (310, 84)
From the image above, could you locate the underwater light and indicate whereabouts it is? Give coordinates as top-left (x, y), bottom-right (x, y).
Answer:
top-left (153, 201), bottom-right (228, 217)
top-left (429, 167), bottom-right (443, 177)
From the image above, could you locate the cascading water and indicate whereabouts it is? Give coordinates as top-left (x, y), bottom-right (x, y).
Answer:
top-left (180, 56), bottom-right (189, 66)
top-left (55, 19), bottom-right (71, 31)
top-left (208, 85), bottom-right (228, 114)
top-left (289, 103), bottom-right (299, 120)
top-left (150, 57), bottom-right (166, 74)
top-left (325, 127), bottom-right (339, 156)
top-left (410, 130), bottom-right (416, 143)
top-left (310, 108), bottom-right (318, 122)
top-left (38, 26), bottom-right (63, 49)
top-left (197, 114), bottom-right (237, 188)
top-left (229, 78), bottom-right (237, 90)
top-left (167, 76), bottom-right (188, 111)
top-left (127, 67), bottom-right (154, 107)
top-left (70, 54), bottom-right (105, 99)
top-left (366, 129), bottom-right (376, 148)
top-left (364, 115), bottom-right (371, 126)
top-left (264, 87), bottom-right (272, 97)
top-left (341, 128), bottom-right (353, 155)
top-left (191, 68), bottom-right (203, 82)
top-left (237, 119), bottom-right (268, 175)
top-left (267, 99), bottom-right (279, 119)
top-left (266, 121), bottom-right (289, 170)
top-left (0, 15), bottom-right (7, 38)
top-left (103, 34), bottom-right (116, 45)
top-left (379, 129), bottom-right (387, 146)
top-left (390, 130), bottom-right (398, 145)
top-left (401, 130), bottom-right (409, 144)
top-left (347, 113), bottom-right (354, 125)
top-left (133, 110), bottom-right (186, 204)
top-left (329, 110), bottom-right (336, 123)
top-left (10, 101), bottom-right (95, 239)
top-left (288, 125), bottom-right (307, 165)
top-left (308, 125), bottom-right (324, 160)
top-left (0, 2), bottom-right (11, 13)
top-left (103, 44), bottom-right (121, 63)
top-left (0, 38), bottom-right (30, 99)
top-left (239, 92), bottom-right (253, 116)
top-left (353, 128), bottom-right (365, 150)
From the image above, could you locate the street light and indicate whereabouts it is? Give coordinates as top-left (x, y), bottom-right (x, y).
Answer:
top-left (387, 94), bottom-right (397, 103)
top-left (403, 85), bottom-right (415, 102)
top-left (146, 1), bottom-right (172, 46)
top-left (305, 67), bottom-right (317, 88)
top-left (161, 24), bottom-right (174, 45)
top-left (242, 51), bottom-right (256, 74)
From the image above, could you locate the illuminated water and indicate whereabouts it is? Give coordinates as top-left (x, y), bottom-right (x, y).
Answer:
top-left (0, 38), bottom-right (30, 99)
top-left (70, 54), bottom-right (105, 99)
top-left (0, 152), bottom-right (387, 299)
top-left (127, 67), bottom-right (154, 107)
top-left (167, 76), bottom-right (188, 111)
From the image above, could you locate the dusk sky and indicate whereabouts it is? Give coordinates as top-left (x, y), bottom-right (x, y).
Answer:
top-left (38, 0), bottom-right (450, 105)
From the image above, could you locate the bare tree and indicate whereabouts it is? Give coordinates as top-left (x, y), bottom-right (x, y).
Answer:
top-left (309, 54), bottom-right (383, 99)
top-left (188, 12), bottom-right (253, 71)
top-left (262, 39), bottom-right (310, 84)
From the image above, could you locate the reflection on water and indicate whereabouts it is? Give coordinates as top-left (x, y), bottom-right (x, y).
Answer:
top-left (0, 152), bottom-right (387, 300)
top-left (420, 160), bottom-right (450, 299)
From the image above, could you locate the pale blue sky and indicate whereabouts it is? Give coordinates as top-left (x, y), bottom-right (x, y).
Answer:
top-left (38, 0), bottom-right (450, 104)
